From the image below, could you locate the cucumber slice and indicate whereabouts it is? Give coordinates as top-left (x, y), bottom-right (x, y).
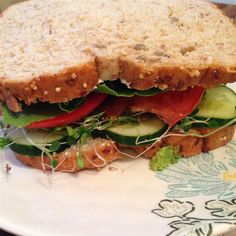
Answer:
top-left (7, 128), bottom-right (68, 156)
top-left (195, 86), bottom-right (236, 119)
top-left (101, 115), bottom-right (167, 146)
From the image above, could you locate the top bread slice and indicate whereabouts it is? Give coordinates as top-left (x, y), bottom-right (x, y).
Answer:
top-left (0, 0), bottom-right (236, 108)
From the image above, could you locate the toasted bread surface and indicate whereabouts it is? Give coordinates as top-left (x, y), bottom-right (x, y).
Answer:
top-left (134, 125), bottom-right (235, 159)
top-left (15, 138), bottom-right (120, 172)
top-left (14, 126), bottom-right (235, 172)
top-left (0, 0), bottom-right (236, 107)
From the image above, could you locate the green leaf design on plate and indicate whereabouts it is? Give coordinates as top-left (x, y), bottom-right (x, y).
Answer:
top-left (156, 141), bottom-right (236, 199)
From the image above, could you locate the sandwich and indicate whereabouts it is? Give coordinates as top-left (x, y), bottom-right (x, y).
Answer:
top-left (0, 0), bottom-right (235, 172)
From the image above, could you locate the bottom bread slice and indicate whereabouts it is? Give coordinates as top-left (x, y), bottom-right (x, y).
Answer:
top-left (15, 126), bottom-right (235, 172)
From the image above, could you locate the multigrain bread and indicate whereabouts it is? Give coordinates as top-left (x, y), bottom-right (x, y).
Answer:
top-left (0, 0), bottom-right (236, 111)
top-left (133, 125), bottom-right (235, 159)
top-left (15, 126), bottom-right (235, 172)
top-left (15, 138), bottom-right (120, 172)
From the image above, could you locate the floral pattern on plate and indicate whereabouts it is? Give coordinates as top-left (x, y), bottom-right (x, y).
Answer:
top-left (156, 141), bottom-right (236, 199)
top-left (152, 199), bottom-right (236, 236)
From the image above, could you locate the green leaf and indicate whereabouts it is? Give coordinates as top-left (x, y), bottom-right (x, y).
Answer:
top-left (96, 80), bottom-right (161, 97)
top-left (2, 103), bottom-right (62, 128)
top-left (77, 153), bottom-right (85, 168)
top-left (2, 98), bottom-right (85, 128)
top-left (116, 116), bottom-right (139, 125)
top-left (49, 141), bottom-right (61, 152)
top-left (0, 137), bottom-right (11, 150)
top-left (80, 132), bottom-right (90, 145)
top-left (178, 117), bottom-right (192, 132)
top-left (207, 119), bottom-right (221, 128)
top-left (66, 126), bottom-right (75, 136)
top-left (0, 121), bottom-right (4, 129)
top-left (150, 146), bottom-right (180, 172)
top-left (66, 136), bottom-right (77, 145)
top-left (58, 98), bottom-right (84, 112)
top-left (50, 159), bottom-right (58, 168)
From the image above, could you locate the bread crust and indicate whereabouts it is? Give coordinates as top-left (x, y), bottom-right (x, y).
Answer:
top-left (1, 1), bottom-right (236, 110)
top-left (133, 125), bottom-right (235, 158)
top-left (14, 126), bottom-right (235, 172)
top-left (1, 60), bottom-right (235, 112)
top-left (119, 59), bottom-right (236, 90)
top-left (0, 61), bottom-right (98, 110)
top-left (15, 138), bottom-right (120, 172)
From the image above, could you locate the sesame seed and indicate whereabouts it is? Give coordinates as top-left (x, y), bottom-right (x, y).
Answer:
top-left (207, 56), bottom-right (213, 63)
top-left (161, 84), bottom-right (168, 89)
top-left (55, 87), bottom-right (61, 93)
top-left (82, 82), bottom-right (88, 88)
top-left (24, 87), bottom-right (30, 91)
top-left (139, 73), bottom-right (145, 79)
top-left (194, 70), bottom-right (200, 77)
top-left (71, 73), bottom-right (77, 79)
top-left (189, 70), bottom-right (200, 77)
top-left (44, 91), bottom-right (48, 95)
top-left (221, 136), bottom-right (227, 141)
top-left (108, 166), bottom-right (119, 171)
top-left (30, 83), bottom-right (38, 90)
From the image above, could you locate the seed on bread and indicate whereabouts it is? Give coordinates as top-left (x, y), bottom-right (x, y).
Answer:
top-left (0, 0), bottom-right (235, 107)
top-left (180, 46), bottom-right (196, 55)
top-left (133, 43), bottom-right (147, 51)
top-left (82, 82), bottom-right (88, 88)
top-left (139, 73), bottom-right (145, 79)
top-left (55, 87), bottom-right (61, 93)
top-left (71, 73), bottom-right (77, 79)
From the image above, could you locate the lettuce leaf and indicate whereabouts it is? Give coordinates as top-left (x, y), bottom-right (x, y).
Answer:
top-left (2, 98), bottom-right (85, 128)
top-left (96, 80), bottom-right (161, 97)
top-left (2, 103), bottom-right (62, 128)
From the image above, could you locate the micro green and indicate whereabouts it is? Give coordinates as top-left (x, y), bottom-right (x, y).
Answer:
top-left (50, 159), bottom-right (58, 168)
top-left (77, 153), bottom-right (85, 168)
top-left (49, 141), bottom-right (61, 152)
top-left (150, 146), bottom-right (180, 172)
top-left (0, 137), bottom-right (12, 150)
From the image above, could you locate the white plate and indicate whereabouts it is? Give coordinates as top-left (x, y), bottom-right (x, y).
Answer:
top-left (0, 139), bottom-right (236, 236)
top-left (0, 85), bottom-right (236, 236)
top-left (0, 0), bottom-right (236, 235)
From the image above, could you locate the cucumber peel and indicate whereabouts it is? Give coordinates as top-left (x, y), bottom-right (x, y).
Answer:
top-left (101, 114), bottom-right (168, 146)
top-left (7, 128), bottom-right (68, 156)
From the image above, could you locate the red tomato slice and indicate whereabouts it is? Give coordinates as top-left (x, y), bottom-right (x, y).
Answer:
top-left (130, 86), bottom-right (204, 127)
top-left (102, 97), bottom-right (130, 118)
top-left (27, 93), bottom-right (107, 129)
top-left (103, 87), bottom-right (204, 127)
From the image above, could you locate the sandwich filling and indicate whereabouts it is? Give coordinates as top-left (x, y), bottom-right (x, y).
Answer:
top-left (1, 80), bottom-right (236, 171)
